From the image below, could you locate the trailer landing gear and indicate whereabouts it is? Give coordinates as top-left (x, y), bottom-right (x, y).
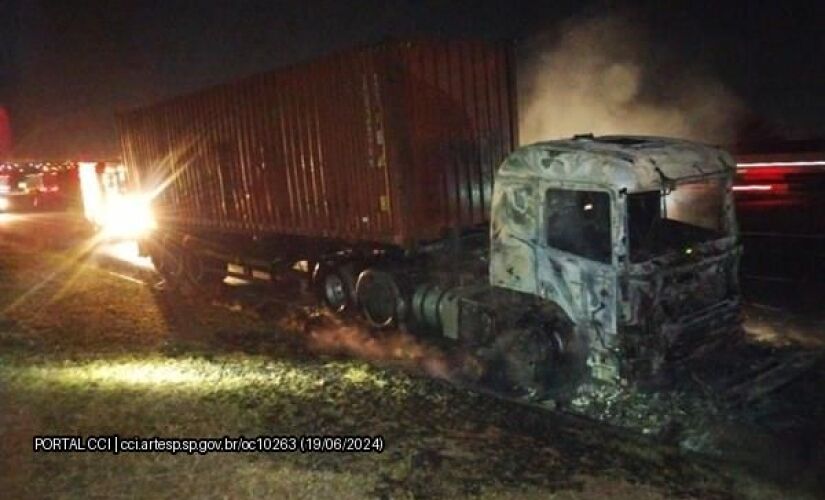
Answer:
top-left (148, 238), bottom-right (224, 292)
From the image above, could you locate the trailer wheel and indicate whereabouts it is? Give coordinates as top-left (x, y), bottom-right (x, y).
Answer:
top-left (355, 269), bottom-right (405, 329)
top-left (150, 241), bottom-right (184, 282)
top-left (183, 251), bottom-right (225, 289)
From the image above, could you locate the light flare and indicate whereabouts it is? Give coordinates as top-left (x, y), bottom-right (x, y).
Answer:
top-left (5, 142), bottom-right (193, 314)
top-left (98, 193), bottom-right (157, 239)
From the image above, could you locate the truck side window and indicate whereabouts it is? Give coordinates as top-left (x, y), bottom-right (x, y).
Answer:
top-left (546, 189), bottom-right (611, 263)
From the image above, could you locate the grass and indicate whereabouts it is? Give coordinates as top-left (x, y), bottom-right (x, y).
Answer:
top-left (1, 348), bottom-right (709, 499)
top-left (0, 229), bottom-right (796, 499)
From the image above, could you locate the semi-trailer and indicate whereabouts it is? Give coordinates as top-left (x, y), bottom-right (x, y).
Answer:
top-left (119, 39), bottom-right (743, 398)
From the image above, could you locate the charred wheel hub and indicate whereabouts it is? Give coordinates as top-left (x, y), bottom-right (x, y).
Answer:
top-left (322, 272), bottom-right (348, 313)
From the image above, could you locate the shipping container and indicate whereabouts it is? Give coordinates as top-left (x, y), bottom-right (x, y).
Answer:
top-left (118, 39), bottom-right (517, 249)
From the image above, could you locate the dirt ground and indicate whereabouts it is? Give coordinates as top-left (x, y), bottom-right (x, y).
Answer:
top-left (0, 211), bottom-right (822, 499)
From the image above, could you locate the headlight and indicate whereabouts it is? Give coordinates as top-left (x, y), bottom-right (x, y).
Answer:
top-left (99, 194), bottom-right (156, 239)
top-left (0, 197), bottom-right (9, 211)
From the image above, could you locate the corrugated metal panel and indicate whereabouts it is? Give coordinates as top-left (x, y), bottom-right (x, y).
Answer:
top-left (390, 39), bottom-right (517, 243)
top-left (118, 39), bottom-right (516, 248)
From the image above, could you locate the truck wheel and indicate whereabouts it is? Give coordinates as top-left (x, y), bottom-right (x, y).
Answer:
top-left (151, 243), bottom-right (185, 283)
top-left (355, 269), bottom-right (405, 329)
top-left (313, 262), bottom-right (359, 313)
top-left (492, 321), bottom-right (584, 399)
top-left (184, 251), bottom-right (225, 288)
top-left (320, 270), bottom-right (349, 313)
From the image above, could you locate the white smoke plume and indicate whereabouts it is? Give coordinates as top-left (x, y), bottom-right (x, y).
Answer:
top-left (518, 14), bottom-right (746, 145)
top-left (268, 307), bottom-right (454, 382)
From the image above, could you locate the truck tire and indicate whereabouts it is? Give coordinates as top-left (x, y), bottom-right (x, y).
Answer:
top-left (355, 269), bottom-right (406, 329)
top-left (489, 315), bottom-right (585, 399)
top-left (319, 269), bottom-right (349, 313)
top-left (313, 262), bottom-right (360, 313)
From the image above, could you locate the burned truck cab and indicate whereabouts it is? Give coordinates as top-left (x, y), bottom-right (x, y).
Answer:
top-left (489, 135), bottom-right (741, 387)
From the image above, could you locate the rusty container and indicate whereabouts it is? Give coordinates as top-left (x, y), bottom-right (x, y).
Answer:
top-left (118, 39), bottom-right (517, 248)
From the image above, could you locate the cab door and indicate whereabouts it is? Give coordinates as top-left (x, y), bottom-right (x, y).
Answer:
top-left (535, 187), bottom-right (619, 341)
top-left (489, 179), bottom-right (541, 295)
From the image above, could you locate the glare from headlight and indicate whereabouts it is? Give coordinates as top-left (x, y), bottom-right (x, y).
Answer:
top-left (99, 194), bottom-right (156, 239)
top-left (0, 197), bottom-right (8, 211)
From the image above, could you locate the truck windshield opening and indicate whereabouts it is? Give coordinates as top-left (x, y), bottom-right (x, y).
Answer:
top-left (628, 178), bottom-right (726, 262)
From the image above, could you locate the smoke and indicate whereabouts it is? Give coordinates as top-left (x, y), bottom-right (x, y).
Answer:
top-left (518, 14), bottom-right (746, 145)
top-left (278, 309), bottom-right (454, 382)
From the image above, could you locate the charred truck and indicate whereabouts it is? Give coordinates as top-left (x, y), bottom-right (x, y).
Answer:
top-left (119, 40), bottom-right (741, 397)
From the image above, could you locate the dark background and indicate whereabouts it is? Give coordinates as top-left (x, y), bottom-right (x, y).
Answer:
top-left (0, 0), bottom-right (822, 159)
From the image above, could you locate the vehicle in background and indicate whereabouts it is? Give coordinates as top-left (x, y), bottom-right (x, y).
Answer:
top-left (119, 39), bottom-right (741, 398)
top-left (733, 141), bottom-right (825, 233)
top-left (732, 143), bottom-right (825, 286)
top-left (0, 161), bottom-right (81, 212)
top-left (0, 159), bottom-right (154, 241)
top-left (77, 161), bottom-right (155, 239)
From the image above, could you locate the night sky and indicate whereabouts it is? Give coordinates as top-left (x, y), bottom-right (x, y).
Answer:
top-left (0, 0), bottom-right (822, 159)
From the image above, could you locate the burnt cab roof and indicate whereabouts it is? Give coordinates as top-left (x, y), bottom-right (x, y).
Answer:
top-left (497, 135), bottom-right (736, 192)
